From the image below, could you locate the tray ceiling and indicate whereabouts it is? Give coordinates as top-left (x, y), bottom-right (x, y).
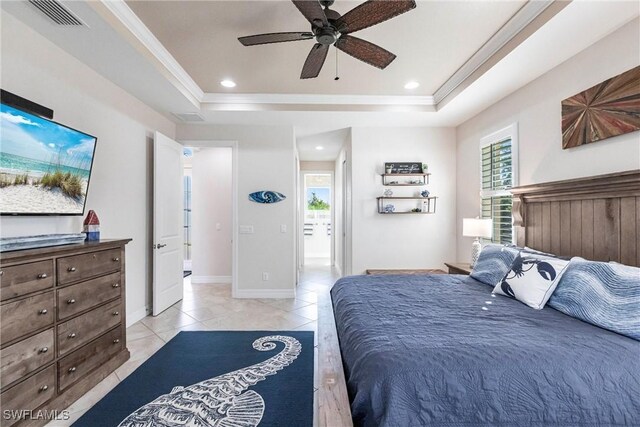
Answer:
top-left (125, 0), bottom-right (527, 95)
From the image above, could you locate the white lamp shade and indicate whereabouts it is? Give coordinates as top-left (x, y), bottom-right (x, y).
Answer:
top-left (463, 218), bottom-right (493, 239)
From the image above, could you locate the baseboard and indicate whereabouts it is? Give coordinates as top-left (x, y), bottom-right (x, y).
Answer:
top-left (233, 288), bottom-right (296, 299)
top-left (127, 306), bottom-right (149, 327)
top-left (191, 275), bottom-right (232, 284)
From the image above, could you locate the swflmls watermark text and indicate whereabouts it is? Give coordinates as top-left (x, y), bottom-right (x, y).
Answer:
top-left (3, 409), bottom-right (70, 421)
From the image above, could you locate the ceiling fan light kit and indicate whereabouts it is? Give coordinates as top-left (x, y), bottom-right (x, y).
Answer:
top-left (238, 0), bottom-right (417, 79)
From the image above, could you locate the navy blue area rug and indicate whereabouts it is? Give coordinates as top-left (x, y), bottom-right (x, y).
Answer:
top-left (74, 331), bottom-right (314, 427)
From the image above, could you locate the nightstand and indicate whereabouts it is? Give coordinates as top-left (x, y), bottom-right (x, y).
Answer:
top-left (444, 262), bottom-right (473, 275)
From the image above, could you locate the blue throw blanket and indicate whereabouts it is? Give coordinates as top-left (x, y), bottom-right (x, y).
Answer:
top-left (331, 274), bottom-right (640, 427)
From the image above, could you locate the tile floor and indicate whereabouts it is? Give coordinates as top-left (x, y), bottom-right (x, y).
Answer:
top-left (45, 260), bottom-right (352, 426)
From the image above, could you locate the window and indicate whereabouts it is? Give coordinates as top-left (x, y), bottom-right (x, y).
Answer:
top-left (480, 124), bottom-right (518, 244)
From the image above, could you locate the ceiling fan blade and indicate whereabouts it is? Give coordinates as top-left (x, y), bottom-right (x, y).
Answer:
top-left (301, 43), bottom-right (329, 79)
top-left (292, 0), bottom-right (328, 28)
top-left (336, 0), bottom-right (416, 34)
top-left (336, 35), bottom-right (396, 69)
top-left (238, 32), bottom-right (314, 46)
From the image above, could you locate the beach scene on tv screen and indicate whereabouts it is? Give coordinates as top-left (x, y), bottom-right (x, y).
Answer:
top-left (0, 104), bottom-right (96, 214)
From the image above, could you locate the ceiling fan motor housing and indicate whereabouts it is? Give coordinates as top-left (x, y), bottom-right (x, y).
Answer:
top-left (315, 27), bottom-right (338, 45)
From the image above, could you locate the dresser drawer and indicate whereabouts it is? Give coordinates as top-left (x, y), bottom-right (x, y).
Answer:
top-left (57, 299), bottom-right (122, 356)
top-left (0, 291), bottom-right (55, 344)
top-left (57, 248), bottom-right (121, 285)
top-left (1, 328), bottom-right (55, 388)
top-left (0, 260), bottom-right (54, 302)
top-left (0, 365), bottom-right (56, 427)
top-left (58, 326), bottom-right (123, 391)
top-left (57, 272), bottom-right (122, 320)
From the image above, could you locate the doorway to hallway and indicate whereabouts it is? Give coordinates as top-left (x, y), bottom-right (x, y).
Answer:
top-left (303, 173), bottom-right (332, 266)
top-left (183, 146), bottom-right (233, 286)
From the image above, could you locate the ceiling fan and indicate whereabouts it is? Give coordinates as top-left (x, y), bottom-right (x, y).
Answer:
top-left (238, 0), bottom-right (416, 79)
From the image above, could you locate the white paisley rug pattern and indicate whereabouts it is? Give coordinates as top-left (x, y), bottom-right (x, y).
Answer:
top-left (117, 335), bottom-right (302, 427)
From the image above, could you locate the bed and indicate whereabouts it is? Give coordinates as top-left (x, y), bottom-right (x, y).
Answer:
top-left (331, 170), bottom-right (640, 427)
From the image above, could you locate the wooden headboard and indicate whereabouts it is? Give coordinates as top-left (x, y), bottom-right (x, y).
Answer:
top-left (511, 170), bottom-right (640, 267)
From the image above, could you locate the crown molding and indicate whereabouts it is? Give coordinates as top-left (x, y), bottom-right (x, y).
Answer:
top-left (200, 93), bottom-right (436, 112)
top-left (98, 0), bottom-right (204, 103)
top-left (433, 0), bottom-right (559, 105)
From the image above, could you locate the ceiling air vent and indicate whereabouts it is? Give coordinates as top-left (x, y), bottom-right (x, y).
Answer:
top-left (29, 0), bottom-right (84, 26)
top-left (173, 112), bottom-right (205, 122)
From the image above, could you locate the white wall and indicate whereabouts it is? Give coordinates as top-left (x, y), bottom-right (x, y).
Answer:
top-left (300, 161), bottom-right (334, 171)
top-left (0, 13), bottom-right (176, 325)
top-left (456, 18), bottom-right (640, 262)
top-left (343, 130), bottom-right (353, 275)
top-left (191, 147), bottom-right (232, 282)
top-left (177, 125), bottom-right (297, 297)
top-left (350, 127), bottom-right (457, 274)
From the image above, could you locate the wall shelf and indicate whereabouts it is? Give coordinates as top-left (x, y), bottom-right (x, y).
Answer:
top-left (377, 196), bottom-right (437, 214)
top-left (381, 173), bottom-right (430, 186)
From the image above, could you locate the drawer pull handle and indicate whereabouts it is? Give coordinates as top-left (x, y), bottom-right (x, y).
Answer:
top-left (113, 339), bottom-right (120, 344)
top-left (68, 333), bottom-right (77, 339)
top-left (68, 267), bottom-right (76, 272)
top-left (112, 311), bottom-right (119, 316)
top-left (68, 367), bottom-right (77, 373)
top-left (38, 309), bottom-right (48, 315)
top-left (39, 347), bottom-right (49, 353)
top-left (67, 299), bottom-right (76, 304)
top-left (39, 385), bottom-right (49, 392)
top-left (38, 273), bottom-right (48, 279)
top-left (0, 270), bottom-right (3, 276)
top-left (113, 257), bottom-right (120, 262)
top-left (113, 283), bottom-right (120, 288)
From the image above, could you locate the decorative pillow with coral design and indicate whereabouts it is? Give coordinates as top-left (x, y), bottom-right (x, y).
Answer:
top-left (493, 253), bottom-right (570, 309)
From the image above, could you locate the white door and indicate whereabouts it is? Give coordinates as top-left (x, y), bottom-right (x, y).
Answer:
top-left (153, 132), bottom-right (184, 316)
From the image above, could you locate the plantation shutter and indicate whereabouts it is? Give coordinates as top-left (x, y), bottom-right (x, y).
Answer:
top-left (481, 137), bottom-right (514, 244)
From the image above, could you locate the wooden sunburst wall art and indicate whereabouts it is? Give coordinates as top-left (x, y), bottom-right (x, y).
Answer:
top-left (561, 65), bottom-right (640, 149)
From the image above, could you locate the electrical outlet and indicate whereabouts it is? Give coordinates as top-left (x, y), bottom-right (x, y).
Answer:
top-left (216, 223), bottom-right (221, 231)
top-left (239, 225), bottom-right (254, 234)
top-left (280, 224), bottom-right (287, 233)
top-left (262, 272), bottom-right (269, 281)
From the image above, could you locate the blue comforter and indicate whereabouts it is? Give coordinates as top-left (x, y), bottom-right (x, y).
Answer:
top-left (331, 274), bottom-right (640, 427)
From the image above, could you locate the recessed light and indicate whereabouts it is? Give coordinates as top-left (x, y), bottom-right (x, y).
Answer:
top-left (404, 81), bottom-right (420, 90)
top-left (220, 79), bottom-right (236, 88)
top-left (315, 146), bottom-right (324, 150)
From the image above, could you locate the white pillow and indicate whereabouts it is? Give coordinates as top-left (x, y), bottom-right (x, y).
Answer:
top-left (492, 253), bottom-right (570, 309)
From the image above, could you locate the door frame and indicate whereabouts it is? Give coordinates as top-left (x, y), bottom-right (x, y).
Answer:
top-left (180, 140), bottom-right (239, 298)
top-left (300, 170), bottom-right (334, 266)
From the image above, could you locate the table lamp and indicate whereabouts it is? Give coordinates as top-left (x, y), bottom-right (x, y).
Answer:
top-left (463, 218), bottom-right (493, 267)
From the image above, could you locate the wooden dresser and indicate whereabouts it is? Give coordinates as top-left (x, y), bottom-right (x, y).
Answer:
top-left (0, 239), bottom-right (131, 427)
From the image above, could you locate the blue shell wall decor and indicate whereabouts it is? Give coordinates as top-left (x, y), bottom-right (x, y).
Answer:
top-left (249, 191), bottom-right (286, 204)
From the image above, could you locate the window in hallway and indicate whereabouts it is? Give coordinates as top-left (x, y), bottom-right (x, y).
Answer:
top-left (303, 173), bottom-right (332, 265)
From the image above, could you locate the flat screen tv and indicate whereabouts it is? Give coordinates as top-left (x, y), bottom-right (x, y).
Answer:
top-left (0, 103), bottom-right (97, 215)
